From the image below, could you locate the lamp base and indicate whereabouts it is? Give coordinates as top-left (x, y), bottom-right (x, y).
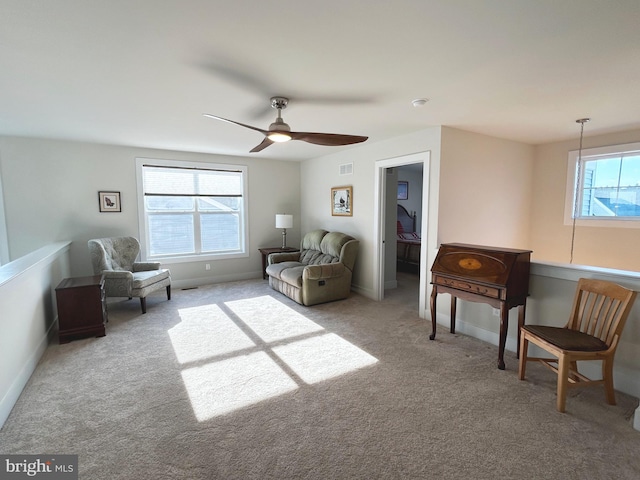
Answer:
top-left (281, 229), bottom-right (287, 249)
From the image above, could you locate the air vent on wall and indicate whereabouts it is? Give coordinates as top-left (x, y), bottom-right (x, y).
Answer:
top-left (339, 163), bottom-right (353, 175)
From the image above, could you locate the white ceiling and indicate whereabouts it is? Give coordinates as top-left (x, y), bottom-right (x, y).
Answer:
top-left (2, 0), bottom-right (639, 161)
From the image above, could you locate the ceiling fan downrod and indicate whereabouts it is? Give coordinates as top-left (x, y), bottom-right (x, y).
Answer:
top-left (268, 97), bottom-right (292, 141)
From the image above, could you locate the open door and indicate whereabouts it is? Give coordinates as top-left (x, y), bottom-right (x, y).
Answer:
top-left (373, 152), bottom-right (431, 317)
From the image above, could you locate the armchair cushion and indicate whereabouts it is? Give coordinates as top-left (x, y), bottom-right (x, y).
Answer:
top-left (266, 229), bottom-right (359, 306)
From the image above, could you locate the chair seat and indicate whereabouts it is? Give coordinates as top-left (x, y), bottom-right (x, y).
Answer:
top-left (132, 269), bottom-right (170, 289)
top-left (522, 325), bottom-right (607, 352)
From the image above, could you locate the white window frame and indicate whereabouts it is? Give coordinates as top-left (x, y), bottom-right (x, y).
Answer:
top-left (135, 157), bottom-right (249, 263)
top-left (564, 141), bottom-right (640, 229)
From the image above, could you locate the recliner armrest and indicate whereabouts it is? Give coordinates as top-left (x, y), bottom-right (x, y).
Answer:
top-left (303, 263), bottom-right (346, 280)
top-left (133, 262), bottom-right (161, 272)
top-left (268, 252), bottom-right (300, 265)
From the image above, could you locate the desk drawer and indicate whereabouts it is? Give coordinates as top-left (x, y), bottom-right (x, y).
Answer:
top-left (435, 277), bottom-right (500, 298)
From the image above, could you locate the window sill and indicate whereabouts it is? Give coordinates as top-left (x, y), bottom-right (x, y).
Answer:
top-left (562, 217), bottom-right (640, 229)
top-left (147, 251), bottom-right (249, 265)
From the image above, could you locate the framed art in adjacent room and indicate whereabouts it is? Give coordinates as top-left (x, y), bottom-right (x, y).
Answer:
top-left (98, 191), bottom-right (121, 212)
top-left (397, 181), bottom-right (408, 200)
top-left (331, 185), bottom-right (353, 216)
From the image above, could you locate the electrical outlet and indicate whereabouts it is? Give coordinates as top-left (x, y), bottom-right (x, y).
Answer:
top-left (205, 264), bottom-right (211, 271)
top-left (492, 308), bottom-right (500, 317)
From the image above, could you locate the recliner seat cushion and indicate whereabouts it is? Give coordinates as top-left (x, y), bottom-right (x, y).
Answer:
top-left (280, 265), bottom-right (306, 288)
top-left (265, 261), bottom-right (305, 288)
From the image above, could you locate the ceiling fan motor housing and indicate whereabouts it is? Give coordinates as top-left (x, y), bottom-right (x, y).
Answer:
top-left (269, 117), bottom-right (290, 132)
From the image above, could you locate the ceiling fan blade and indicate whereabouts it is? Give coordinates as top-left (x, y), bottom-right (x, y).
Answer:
top-left (203, 114), bottom-right (267, 135)
top-left (250, 137), bottom-right (274, 153)
top-left (289, 132), bottom-right (368, 147)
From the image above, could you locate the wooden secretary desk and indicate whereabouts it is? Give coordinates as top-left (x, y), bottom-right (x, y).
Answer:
top-left (430, 243), bottom-right (532, 370)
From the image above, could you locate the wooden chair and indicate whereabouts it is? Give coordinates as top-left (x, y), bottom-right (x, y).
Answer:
top-left (518, 278), bottom-right (636, 412)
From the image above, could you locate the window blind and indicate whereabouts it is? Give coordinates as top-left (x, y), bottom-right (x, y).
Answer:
top-left (142, 165), bottom-right (243, 197)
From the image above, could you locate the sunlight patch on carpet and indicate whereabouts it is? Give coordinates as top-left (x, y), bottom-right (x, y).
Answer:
top-left (224, 295), bottom-right (324, 342)
top-left (181, 351), bottom-right (298, 421)
top-left (169, 295), bottom-right (379, 421)
top-left (273, 333), bottom-right (379, 384)
top-left (169, 304), bottom-right (255, 364)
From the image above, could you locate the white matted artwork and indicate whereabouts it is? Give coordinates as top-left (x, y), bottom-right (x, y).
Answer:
top-left (98, 191), bottom-right (121, 212)
top-left (331, 186), bottom-right (352, 216)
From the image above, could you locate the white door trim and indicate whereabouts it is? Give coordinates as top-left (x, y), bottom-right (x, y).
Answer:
top-left (373, 151), bottom-right (431, 316)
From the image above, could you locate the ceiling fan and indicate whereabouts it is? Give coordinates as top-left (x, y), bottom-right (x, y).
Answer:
top-left (204, 97), bottom-right (368, 153)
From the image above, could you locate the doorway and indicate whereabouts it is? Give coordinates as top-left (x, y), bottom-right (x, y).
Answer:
top-left (373, 152), bottom-right (430, 318)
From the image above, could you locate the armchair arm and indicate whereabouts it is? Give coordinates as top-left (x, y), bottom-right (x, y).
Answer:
top-left (133, 262), bottom-right (161, 272)
top-left (101, 270), bottom-right (134, 281)
top-left (268, 252), bottom-right (300, 265)
top-left (303, 263), bottom-right (346, 280)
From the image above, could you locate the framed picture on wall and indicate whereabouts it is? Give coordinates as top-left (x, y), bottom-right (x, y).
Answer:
top-left (331, 185), bottom-right (353, 216)
top-left (98, 191), bottom-right (121, 212)
top-left (397, 181), bottom-right (408, 200)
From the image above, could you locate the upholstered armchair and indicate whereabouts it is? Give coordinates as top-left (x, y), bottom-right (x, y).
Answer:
top-left (266, 229), bottom-right (359, 306)
top-left (88, 237), bottom-right (171, 313)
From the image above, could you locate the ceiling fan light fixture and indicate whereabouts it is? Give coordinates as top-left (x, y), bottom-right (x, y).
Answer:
top-left (267, 132), bottom-right (292, 142)
top-left (267, 116), bottom-right (291, 142)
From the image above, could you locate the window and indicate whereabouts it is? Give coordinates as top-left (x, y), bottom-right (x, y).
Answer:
top-left (565, 142), bottom-right (640, 228)
top-left (136, 158), bottom-right (248, 262)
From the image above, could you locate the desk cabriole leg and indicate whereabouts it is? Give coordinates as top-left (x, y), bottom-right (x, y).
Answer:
top-left (497, 302), bottom-right (508, 370)
top-left (516, 302), bottom-right (526, 359)
top-left (450, 296), bottom-right (457, 334)
top-left (429, 288), bottom-right (437, 340)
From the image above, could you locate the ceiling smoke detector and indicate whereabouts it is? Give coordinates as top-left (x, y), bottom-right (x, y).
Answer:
top-left (411, 98), bottom-right (429, 107)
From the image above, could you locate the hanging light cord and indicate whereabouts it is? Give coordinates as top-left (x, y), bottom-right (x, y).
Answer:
top-left (570, 118), bottom-right (590, 264)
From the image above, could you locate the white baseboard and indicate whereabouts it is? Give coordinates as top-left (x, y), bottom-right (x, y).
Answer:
top-left (434, 312), bottom-right (519, 353)
top-left (351, 283), bottom-right (376, 301)
top-left (436, 312), bottom-right (640, 430)
top-left (171, 271), bottom-right (262, 290)
top-left (172, 273), bottom-right (380, 303)
top-left (0, 318), bottom-right (55, 429)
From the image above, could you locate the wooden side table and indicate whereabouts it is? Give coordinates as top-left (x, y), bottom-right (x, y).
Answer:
top-left (259, 247), bottom-right (299, 279)
top-left (55, 275), bottom-right (107, 344)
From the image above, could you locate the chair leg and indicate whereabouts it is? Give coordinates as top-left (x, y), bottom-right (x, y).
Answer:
top-left (518, 333), bottom-right (529, 380)
top-left (166, 285), bottom-right (171, 300)
top-left (140, 297), bottom-right (147, 314)
top-left (603, 359), bottom-right (616, 405)
top-left (569, 361), bottom-right (580, 382)
top-left (557, 355), bottom-right (569, 413)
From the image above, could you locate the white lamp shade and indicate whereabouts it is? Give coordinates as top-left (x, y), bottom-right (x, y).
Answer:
top-left (275, 214), bottom-right (293, 229)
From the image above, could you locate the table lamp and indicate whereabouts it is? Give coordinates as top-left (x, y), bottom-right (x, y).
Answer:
top-left (275, 214), bottom-right (293, 248)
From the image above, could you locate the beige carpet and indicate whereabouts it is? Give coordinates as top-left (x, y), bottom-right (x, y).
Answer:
top-left (1, 274), bottom-right (639, 479)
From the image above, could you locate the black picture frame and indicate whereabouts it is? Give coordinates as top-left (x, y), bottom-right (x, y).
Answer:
top-left (98, 191), bottom-right (121, 212)
top-left (397, 181), bottom-right (408, 200)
